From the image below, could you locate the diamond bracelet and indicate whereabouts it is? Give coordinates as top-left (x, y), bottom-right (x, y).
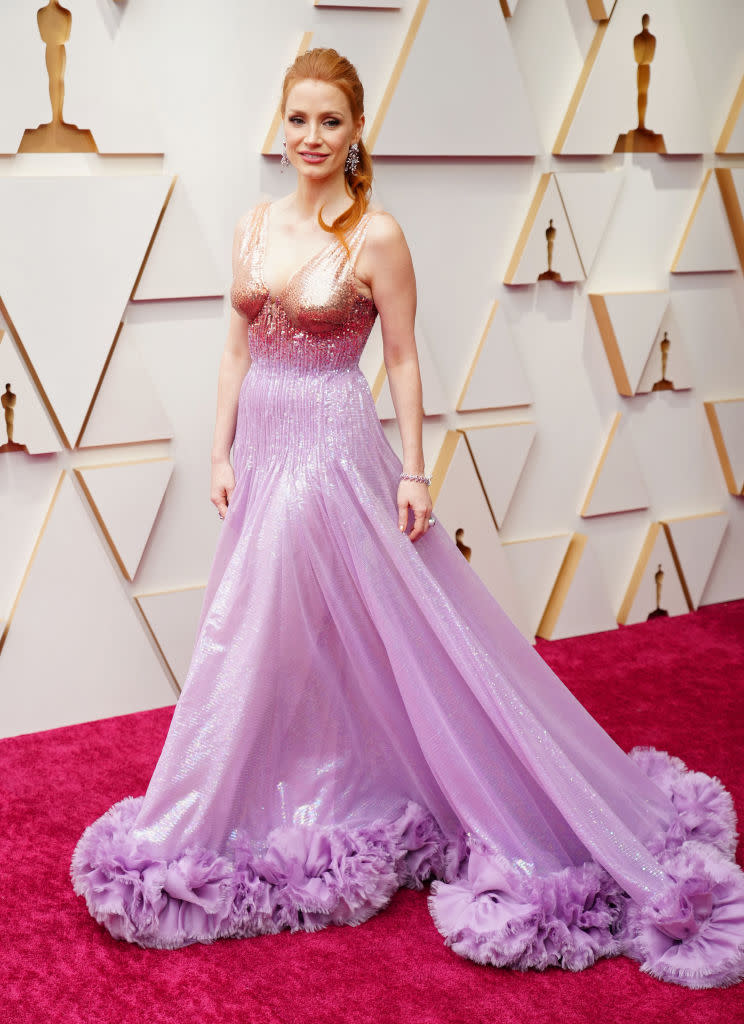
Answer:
top-left (399, 471), bottom-right (431, 485)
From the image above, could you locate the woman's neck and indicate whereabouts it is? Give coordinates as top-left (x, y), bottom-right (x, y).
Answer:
top-left (292, 175), bottom-right (353, 221)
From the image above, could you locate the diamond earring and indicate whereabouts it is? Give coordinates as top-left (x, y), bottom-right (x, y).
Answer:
top-left (345, 141), bottom-right (360, 175)
top-left (280, 139), bottom-right (289, 171)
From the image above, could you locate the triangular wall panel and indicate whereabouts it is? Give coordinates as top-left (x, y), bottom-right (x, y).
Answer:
top-left (536, 533), bottom-right (617, 640)
top-left (370, 0), bottom-right (539, 155)
top-left (463, 422), bottom-right (536, 529)
top-left (0, 473), bottom-right (174, 738)
top-left (636, 317), bottom-right (693, 394)
top-left (0, 6), bottom-right (165, 154)
top-left (589, 291), bottom-right (669, 396)
top-left (76, 458), bottom-right (174, 581)
top-left (554, 170), bottom-right (623, 276)
top-left (0, 332), bottom-right (62, 455)
top-left (704, 399), bottom-right (744, 495)
top-left (505, 174), bottom-right (584, 285)
top-left (133, 178), bottom-right (224, 301)
top-left (502, 533), bottom-right (572, 639)
top-left (617, 521), bottom-right (688, 625)
top-left (556, 0), bottom-right (710, 155)
top-left (136, 586), bottom-right (206, 690)
top-left (0, 461), bottom-right (60, 620)
top-left (580, 412), bottom-right (649, 517)
top-left (661, 512), bottom-right (727, 610)
top-left (0, 175), bottom-right (173, 447)
top-left (79, 328), bottom-right (174, 449)
top-left (672, 170), bottom-right (739, 274)
top-left (430, 430), bottom-right (530, 639)
top-left (457, 302), bottom-right (532, 412)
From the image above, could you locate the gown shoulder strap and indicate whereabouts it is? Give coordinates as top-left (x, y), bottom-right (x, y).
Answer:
top-left (346, 208), bottom-right (383, 275)
top-left (235, 200), bottom-right (271, 265)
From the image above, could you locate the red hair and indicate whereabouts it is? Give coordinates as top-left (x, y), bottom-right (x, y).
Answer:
top-left (280, 47), bottom-right (373, 254)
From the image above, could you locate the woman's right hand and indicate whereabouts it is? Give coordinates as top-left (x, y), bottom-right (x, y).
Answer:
top-left (210, 458), bottom-right (235, 519)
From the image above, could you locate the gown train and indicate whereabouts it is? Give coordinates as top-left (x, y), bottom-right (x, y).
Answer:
top-left (70, 201), bottom-right (744, 988)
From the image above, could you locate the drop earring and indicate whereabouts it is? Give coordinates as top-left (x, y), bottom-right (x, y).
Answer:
top-left (281, 139), bottom-right (289, 171)
top-left (345, 141), bottom-right (360, 175)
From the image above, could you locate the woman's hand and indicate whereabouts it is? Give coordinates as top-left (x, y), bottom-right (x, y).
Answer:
top-left (397, 479), bottom-right (433, 542)
top-left (211, 458), bottom-right (235, 519)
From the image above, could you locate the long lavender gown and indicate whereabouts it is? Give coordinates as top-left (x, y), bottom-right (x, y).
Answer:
top-left (70, 201), bottom-right (744, 988)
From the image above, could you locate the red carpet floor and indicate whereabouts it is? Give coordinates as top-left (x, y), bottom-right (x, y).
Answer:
top-left (3, 600), bottom-right (744, 1024)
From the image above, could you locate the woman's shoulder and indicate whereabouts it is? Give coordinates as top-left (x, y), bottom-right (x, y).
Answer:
top-left (232, 199), bottom-right (270, 249)
top-left (364, 205), bottom-right (405, 241)
top-left (236, 198), bottom-right (270, 229)
top-left (362, 205), bottom-right (408, 251)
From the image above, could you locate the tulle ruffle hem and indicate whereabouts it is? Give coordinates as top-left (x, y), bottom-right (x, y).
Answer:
top-left (71, 747), bottom-right (744, 988)
top-left (70, 797), bottom-right (467, 950)
top-left (427, 746), bottom-right (744, 989)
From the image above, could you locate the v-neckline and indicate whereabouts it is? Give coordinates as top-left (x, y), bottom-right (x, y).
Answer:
top-left (259, 201), bottom-right (345, 302)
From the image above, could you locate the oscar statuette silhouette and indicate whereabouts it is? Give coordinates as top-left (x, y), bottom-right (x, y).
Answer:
top-left (652, 332), bottom-right (675, 391)
top-left (615, 14), bottom-right (667, 154)
top-left (537, 219), bottom-right (562, 282)
top-left (18, 1), bottom-right (97, 153)
top-left (647, 562), bottom-right (669, 620)
top-left (0, 384), bottom-right (29, 454)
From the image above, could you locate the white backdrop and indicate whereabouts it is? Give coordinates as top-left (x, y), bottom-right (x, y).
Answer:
top-left (1, 0), bottom-right (743, 738)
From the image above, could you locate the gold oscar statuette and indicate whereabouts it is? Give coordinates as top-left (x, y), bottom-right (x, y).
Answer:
top-left (652, 331), bottom-right (675, 391)
top-left (537, 219), bottom-right (562, 282)
top-left (0, 384), bottom-right (29, 454)
top-left (615, 14), bottom-right (667, 154)
top-left (455, 528), bottom-right (472, 563)
top-left (18, 1), bottom-right (97, 153)
top-left (647, 562), bottom-right (669, 619)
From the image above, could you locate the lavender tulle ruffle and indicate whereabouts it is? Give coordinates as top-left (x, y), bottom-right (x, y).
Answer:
top-left (71, 795), bottom-right (468, 949)
top-left (71, 745), bottom-right (743, 987)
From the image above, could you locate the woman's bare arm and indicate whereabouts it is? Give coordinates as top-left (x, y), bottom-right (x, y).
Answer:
top-left (356, 212), bottom-right (433, 542)
top-left (210, 217), bottom-right (254, 516)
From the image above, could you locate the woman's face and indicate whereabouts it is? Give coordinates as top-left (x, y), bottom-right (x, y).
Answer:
top-left (283, 79), bottom-right (363, 183)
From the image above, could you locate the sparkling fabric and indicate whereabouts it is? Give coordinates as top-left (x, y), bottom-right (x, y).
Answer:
top-left (70, 202), bottom-right (744, 987)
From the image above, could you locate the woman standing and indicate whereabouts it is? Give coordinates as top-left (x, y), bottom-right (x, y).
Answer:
top-left (71, 48), bottom-right (744, 989)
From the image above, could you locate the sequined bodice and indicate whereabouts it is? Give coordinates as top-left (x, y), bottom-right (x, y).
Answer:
top-left (230, 201), bottom-right (379, 372)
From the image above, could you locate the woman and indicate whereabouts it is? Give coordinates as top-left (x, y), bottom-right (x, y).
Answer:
top-left (71, 48), bottom-right (744, 989)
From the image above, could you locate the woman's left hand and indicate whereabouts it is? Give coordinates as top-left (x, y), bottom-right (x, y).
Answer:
top-left (397, 479), bottom-right (433, 542)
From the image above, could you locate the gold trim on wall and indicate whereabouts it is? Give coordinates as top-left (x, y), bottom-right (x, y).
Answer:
top-left (74, 175), bottom-right (177, 449)
top-left (588, 293), bottom-right (632, 396)
top-left (585, 1), bottom-right (616, 20)
top-left (671, 169), bottom-right (714, 273)
top-left (429, 428), bottom-right (460, 505)
top-left (704, 399), bottom-right (744, 496)
top-left (716, 168), bottom-right (744, 273)
top-left (133, 584), bottom-right (207, 695)
top-left (580, 410), bottom-right (620, 516)
top-left (617, 521), bottom-right (669, 625)
top-left (504, 173), bottom-right (550, 283)
top-left (660, 521), bottom-right (693, 612)
top-left (553, 22), bottom-right (608, 154)
top-left (366, 0), bottom-right (429, 152)
top-left (0, 470), bottom-right (65, 657)
top-left (536, 532), bottom-right (588, 640)
top-left (261, 32), bottom-right (314, 155)
top-left (0, 297), bottom-right (69, 448)
top-left (717, 75), bottom-right (744, 154)
top-left (456, 301), bottom-right (496, 411)
top-left (74, 457), bottom-right (173, 581)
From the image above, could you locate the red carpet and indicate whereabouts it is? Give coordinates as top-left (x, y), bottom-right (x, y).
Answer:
top-left (3, 600), bottom-right (744, 1024)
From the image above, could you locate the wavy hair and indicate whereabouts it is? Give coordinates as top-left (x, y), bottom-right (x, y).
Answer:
top-left (280, 47), bottom-right (373, 254)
